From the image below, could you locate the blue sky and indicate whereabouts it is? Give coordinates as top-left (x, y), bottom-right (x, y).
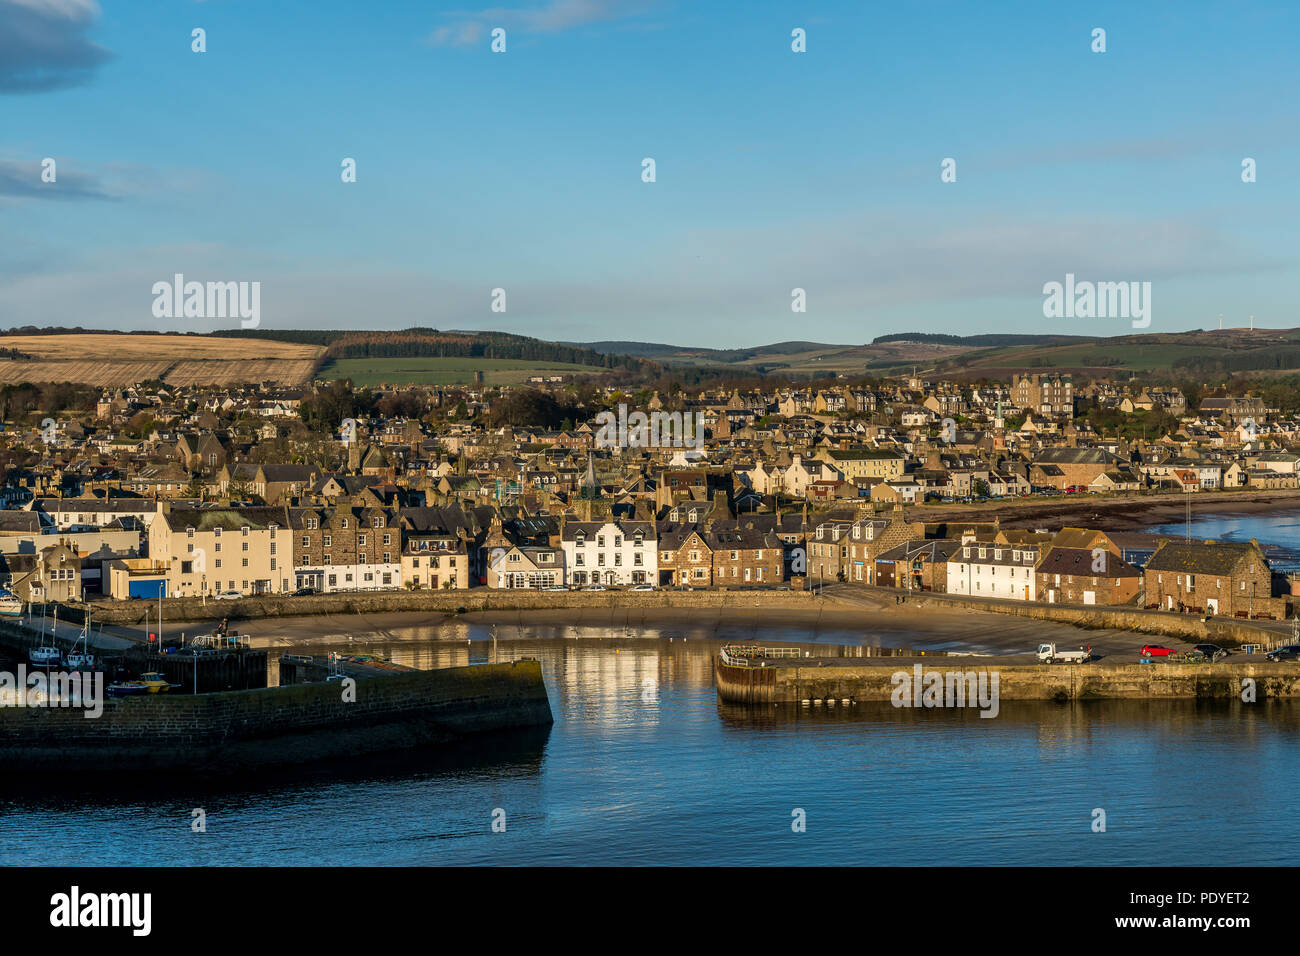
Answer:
top-left (1, 0), bottom-right (1296, 347)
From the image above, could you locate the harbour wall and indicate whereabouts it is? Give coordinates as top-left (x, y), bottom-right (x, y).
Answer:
top-left (71, 587), bottom-right (816, 626)
top-left (905, 592), bottom-right (1279, 646)
top-left (0, 658), bottom-right (553, 772)
top-left (715, 658), bottom-right (1300, 705)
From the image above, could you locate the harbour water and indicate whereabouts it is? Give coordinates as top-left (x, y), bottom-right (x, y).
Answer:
top-left (2, 511), bottom-right (1299, 866)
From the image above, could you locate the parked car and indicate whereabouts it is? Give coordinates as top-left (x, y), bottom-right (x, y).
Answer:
top-left (1191, 643), bottom-right (1228, 662)
top-left (631, 585), bottom-right (655, 591)
top-left (542, 586), bottom-right (569, 592)
top-left (583, 585), bottom-right (607, 591)
top-left (1266, 644), bottom-right (1300, 662)
top-left (213, 590), bottom-right (242, 601)
top-left (292, 587), bottom-right (317, 596)
top-left (1140, 644), bottom-right (1176, 658)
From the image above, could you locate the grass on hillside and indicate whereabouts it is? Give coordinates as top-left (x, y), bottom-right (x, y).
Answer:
top-left (319, 357), bottom-right (594, 386)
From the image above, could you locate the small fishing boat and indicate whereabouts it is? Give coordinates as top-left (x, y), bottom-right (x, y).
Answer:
top-left (106, 680), bottom-right (150, 696)
top-left (29, 646), bottom-right (62, 667)
top-left (65, 652), bottom-right (96, 672)
top-left (65, 614), bottom-right (97, 672)
top-left (0, 590), bottom-right (23, 619)
top-left (139, 672), bottom-right (172, 694)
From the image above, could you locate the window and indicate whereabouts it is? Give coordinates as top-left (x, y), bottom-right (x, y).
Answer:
top-left (324, 535), bottom-right (332, 548)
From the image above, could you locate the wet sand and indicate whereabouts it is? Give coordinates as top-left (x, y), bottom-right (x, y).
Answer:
top-left (916, 489), bottom-right (1300, 532)
top-left (135, 599), bottom-right (1183, 665)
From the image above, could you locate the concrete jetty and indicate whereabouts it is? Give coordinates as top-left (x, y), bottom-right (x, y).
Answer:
top-left (715, 646), bottom-right (1300, 705)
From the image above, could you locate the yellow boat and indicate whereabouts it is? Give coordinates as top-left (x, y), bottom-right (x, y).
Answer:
top-left (139, 672), bottom-right (172, 694)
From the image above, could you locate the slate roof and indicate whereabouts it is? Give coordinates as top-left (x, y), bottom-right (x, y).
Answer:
top-left (1145, 541), bottom-right (1264, 576)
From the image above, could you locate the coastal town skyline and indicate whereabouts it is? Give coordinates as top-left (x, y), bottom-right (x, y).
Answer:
top-left (3, 0), bottom-right (1294, 931)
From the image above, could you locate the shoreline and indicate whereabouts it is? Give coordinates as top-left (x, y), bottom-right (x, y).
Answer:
top-left (910, 488), bottom-right (1300, 531)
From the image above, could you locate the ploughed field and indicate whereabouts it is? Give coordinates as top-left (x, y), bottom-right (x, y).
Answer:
top-left (0, 334), bottom-right (321, 387)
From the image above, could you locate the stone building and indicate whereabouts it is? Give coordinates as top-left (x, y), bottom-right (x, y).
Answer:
top-left (1143, 539), bottom-right (1286, 618)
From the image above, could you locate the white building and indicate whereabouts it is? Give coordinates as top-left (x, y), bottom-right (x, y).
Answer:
top-left (946, 536), bottom-right (1039, 601)
top-left (561, 520), bottom-right (657, 587)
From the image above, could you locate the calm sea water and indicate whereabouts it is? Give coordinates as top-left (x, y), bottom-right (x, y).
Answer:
top-left (4, 511), bottom-right (1300, 866)
top-left (1149, 511), bottom-right (1300, 570)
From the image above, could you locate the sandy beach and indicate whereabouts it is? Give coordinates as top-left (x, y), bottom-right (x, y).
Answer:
top-left (913, 488), bottom-right (1300, 531)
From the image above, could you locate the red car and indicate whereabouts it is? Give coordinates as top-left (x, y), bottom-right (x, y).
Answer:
top-left (1141, 644), bottom-right (1176, 658)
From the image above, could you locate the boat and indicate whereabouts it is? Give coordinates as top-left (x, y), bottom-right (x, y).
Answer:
top-left (106, 680), bottom-right (150, 696)
top-left (29, 646), bottom-right (62, 667)
top-left (65, 614), bottom-right (97, 673)
top-left (0, 590), bottom-right (22, 619)
top-left (139, 672), bottom-right (172, 694)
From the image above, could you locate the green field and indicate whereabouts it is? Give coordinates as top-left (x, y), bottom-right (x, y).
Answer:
top-left (319, 357), bottom-right (595, 386)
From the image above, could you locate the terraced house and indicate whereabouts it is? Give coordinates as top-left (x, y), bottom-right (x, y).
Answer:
top-left (562, 519), bottom-right (657, 587)
top-left (289, 502), bottom-right (402, 593)
top-left (819, 448), bottom-right (906, 483)
top-left (946, 534), bottom-right (1040, 601)
top-left (149, 503), bottom-right (285, 597)
top-left (398, 507), bottom-right (472, 590)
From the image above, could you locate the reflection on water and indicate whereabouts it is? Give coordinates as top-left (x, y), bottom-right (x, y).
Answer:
top-left (1149, 510), bottom-right (1300, 570)
top-left (2, 621), bottom-right (1299, 866)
